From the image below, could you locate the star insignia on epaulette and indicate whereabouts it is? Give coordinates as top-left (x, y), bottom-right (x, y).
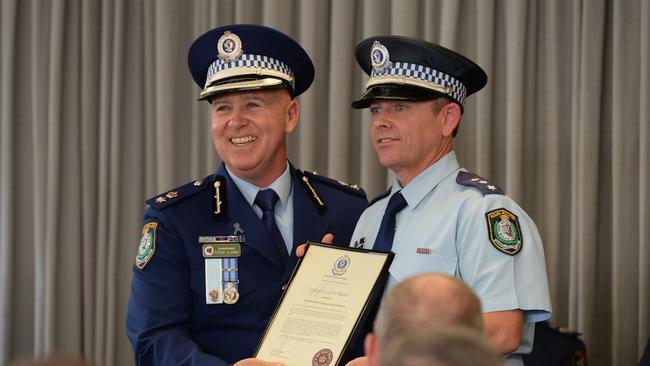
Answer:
top-left (456, 171), bottom-right (504, 195)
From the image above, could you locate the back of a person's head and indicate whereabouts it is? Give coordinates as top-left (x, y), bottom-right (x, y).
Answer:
top-left (380, 327), bottom-right (502, 366)
top-left (374, 273), bottom-right (483, 347)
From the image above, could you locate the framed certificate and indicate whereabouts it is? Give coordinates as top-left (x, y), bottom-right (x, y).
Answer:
top-left (254, 242), bottom-right (394, 366)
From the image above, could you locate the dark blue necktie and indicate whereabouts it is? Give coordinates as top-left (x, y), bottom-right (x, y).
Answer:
top-left (255, 189), bottom-right (288, 262)
top-left (373, 191), bottom-right (408, 252)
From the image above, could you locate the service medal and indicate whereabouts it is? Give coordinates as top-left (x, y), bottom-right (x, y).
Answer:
top-left (222, 282), bottom-right (240, 304)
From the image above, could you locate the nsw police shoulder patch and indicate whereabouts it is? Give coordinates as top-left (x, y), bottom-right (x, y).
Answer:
top-left (485, 208), bottom-right (522, 255)
top-left (136, 222), bottom-right (158, 269)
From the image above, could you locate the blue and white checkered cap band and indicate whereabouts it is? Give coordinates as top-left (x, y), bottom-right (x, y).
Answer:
top-left (369, 61), bottom-right (468, 106)
top-left (204, 54), bottom-right (295, 89)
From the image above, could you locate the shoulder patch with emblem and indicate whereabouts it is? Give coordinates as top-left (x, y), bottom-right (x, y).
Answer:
top-left (136, 222), bottom-right (158, 269)
top-left (485, 208), bottom-right (522, 255)
top-left (369, 189), bottom-right (391, 206)
top-left (146, 176), bottom-right (212, 210)
top-left (456, 171), bottom-right (504, 195)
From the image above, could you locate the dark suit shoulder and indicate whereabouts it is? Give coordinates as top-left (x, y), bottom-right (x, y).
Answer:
top-left (299, 170), bottom-right (366, 198)
top-left (145, 176), bottom-right (212, 210)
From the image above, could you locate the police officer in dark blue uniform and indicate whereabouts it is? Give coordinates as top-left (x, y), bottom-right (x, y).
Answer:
top-left (126, 24), bottom-right (368, 366)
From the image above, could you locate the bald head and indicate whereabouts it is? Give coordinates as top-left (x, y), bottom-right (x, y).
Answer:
top-left (373, 273), bottom-right (483, 347)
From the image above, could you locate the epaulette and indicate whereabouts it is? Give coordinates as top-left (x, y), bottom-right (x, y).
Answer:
top-left (456, 171), bottom-right (504, 195)
top-left (146, 177), bottom-right (211, 210)
top-left (301, 170), bottom-right (366, 198)
top-left (296, 170), bottom-right (367, 213)
top-left (369, 189), bottom-right (391, 206)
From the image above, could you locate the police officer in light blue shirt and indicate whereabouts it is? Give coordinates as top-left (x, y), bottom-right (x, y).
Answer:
top-left (347, 36), bottom-right (552, 366)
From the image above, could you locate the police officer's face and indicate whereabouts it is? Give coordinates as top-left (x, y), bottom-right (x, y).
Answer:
top-left (211, 89), bottom-right (299, 186)
top-left (369, 100), bottom-right (459, 186)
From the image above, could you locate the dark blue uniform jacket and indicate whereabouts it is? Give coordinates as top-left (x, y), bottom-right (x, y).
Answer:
top-left (126, 163), bottom-right (367, 365)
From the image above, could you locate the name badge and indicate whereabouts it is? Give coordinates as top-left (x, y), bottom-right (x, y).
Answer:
top-left (203, 243), bottom-right (241, 257)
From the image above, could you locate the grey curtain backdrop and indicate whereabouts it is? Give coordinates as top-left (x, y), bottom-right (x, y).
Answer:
top-left (1, 0), bottom-right (648, 365)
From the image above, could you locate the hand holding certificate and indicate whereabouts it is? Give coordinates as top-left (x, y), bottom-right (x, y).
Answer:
top-left (254, 242), bottom-right (393, 366)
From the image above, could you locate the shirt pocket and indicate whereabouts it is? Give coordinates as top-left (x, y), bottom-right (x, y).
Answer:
top-left (389, 252), bottom-right (457, 282)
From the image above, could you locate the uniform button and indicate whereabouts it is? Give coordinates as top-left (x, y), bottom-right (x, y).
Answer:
top-left (281, 283), bottom-right (288, 291)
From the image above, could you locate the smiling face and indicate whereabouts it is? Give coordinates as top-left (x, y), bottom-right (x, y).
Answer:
top-left (211, 89), bottom-right (299, 187)
top-left (369, 99), bottom-right (460, 186)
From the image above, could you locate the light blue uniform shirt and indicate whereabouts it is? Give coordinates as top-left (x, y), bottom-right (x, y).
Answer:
top-left (350, 152), bottom-right (551, 365)
top-left (227, 163), bottom-right (294, 253)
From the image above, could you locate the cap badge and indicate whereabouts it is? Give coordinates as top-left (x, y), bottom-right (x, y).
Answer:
top-left (371, 41), bottom-right (390, 72)
top-left (217, 31), bottom-right (243, 61)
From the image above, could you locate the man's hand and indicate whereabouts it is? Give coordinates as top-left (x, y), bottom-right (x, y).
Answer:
top-left (296, 233), bottom-right (334, 257)
top-left (234, 358), bottom-right (284, 366)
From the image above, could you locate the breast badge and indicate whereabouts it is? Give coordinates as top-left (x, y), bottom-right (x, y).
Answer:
top-left (486, 208), bottom-right (523, 255)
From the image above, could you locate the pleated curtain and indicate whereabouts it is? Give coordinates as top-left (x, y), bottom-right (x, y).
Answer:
top-left (1, 1), bottom-right (648, 365)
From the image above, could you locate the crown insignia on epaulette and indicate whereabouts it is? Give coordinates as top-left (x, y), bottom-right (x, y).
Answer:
top-left (336, 180), bottom-right (361, 191)
top-left (155, 191), bottom-right (179, 203)
top-left (146, 177), bottom-right (211, 209)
